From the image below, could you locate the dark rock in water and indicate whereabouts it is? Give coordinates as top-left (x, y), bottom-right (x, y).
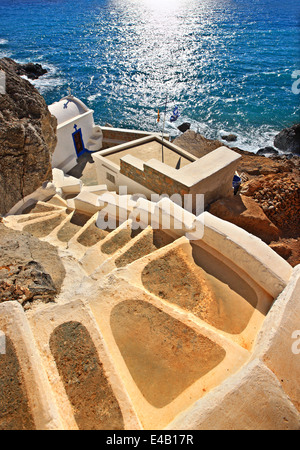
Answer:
top-left (0, 57), bottom-right (47, 80)
top-left (177, 122), bottom-right (191, 133)
top-left (221, 133), bottom-right (237, 142)
top-left (257, 147), bottom-right (279, 156)
top-left (16, 62), bottom-right (48, 80)
top-left (0, 57), bottom-right (57, 216)
top-left (274, 123), bottom-right (300, 155)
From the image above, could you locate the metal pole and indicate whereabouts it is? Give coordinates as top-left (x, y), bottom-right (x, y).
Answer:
top-left (161, 94), bottom-right (168, 163)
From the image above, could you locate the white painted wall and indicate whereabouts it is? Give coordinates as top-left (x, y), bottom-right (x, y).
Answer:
top-left (51, 111), bottom-right (95, 173)
top-left (92, 153), bottom-right (154, 198)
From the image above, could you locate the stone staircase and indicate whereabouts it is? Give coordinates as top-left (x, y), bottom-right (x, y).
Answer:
top-left (1, 184), bottom-right (299, 430)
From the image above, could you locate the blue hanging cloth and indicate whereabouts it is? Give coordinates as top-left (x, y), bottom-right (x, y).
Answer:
top-left (170, 106), bottom-right (180, 122)
top-left (232, 174), bottom-right (241, 188)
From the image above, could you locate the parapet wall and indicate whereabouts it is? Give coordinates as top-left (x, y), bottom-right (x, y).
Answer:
top-left (193, 212), bottom-right (292, 299)
top-left (101, 127), bottom-right (164, 149)
top-left (120, 156), bottom-right (190, 198)
top-left (120, 146), bottom-right (241, 210)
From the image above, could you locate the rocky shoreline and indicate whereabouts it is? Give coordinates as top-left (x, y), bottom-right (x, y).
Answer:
top-left (3, 57), bottom-right (48, 80)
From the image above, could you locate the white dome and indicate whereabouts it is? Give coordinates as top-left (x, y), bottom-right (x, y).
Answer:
top-left (48, 96), bottom-right (90, 125)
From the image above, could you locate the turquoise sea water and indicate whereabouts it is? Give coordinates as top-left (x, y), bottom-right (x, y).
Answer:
top-left (0, 0), bottom-right (299, 152)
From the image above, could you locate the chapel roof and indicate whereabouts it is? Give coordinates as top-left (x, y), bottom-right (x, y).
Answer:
top-left (48, 95), bottom-right (91, 126)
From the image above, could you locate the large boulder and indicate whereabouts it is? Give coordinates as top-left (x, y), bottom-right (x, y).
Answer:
top-left (173, 130), bottom-right (225, 158)
top-left (0, 223), bottom-right (65, 309)
top-left (274, 124), bottom-right (300, 155)
top-left (0, 57), bottom-right (57, 216)
top-left (209, 194), bottom-right (280, 244)
top-left (241, 173), bottom-right (300, 239)
top-left (256, 147), bottom-right (279, 157)
top-left (221, 133), bottom-right (237, 142)
top-left (0, 58), bottom-right (48, 80)
top-left (269, 239), bottom-right (300, 267)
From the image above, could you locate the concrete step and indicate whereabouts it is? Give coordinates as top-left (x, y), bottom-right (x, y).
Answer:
top-left (85, 261), bottom-right (250, 430)
top-left (26, 299), bottom-right (141, 430)
top-left (90, 225), bottom-right (176, 281)
top-left (107, 235), bottom-right (274, 351)
top-left (3, 208), bottom-right (68, 239)
top-left (0, 301), bottom-right (64, 429)
top-left (66, 213), bottom-right (113, 259)
top-left (80, 219), bottom-right (141, 275)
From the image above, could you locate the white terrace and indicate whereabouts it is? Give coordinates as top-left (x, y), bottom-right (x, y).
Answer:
top-left (1, 170), bottom-right (299, 430)
top-left (92, 135), bottom-right (241, 211)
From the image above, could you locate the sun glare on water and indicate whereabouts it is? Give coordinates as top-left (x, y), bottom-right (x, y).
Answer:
top-left (143, 0), bottom-right (180, 7)
top-left (129, 0), bottom-right (183, 13)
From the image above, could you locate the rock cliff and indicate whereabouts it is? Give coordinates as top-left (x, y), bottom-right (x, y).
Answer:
top-left (0, 58), bottom-right (57, 216)
top-left (274, 123), bottom-right (300, 155)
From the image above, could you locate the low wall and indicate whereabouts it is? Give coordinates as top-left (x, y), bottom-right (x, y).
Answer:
top-left (192, 211), bottom-right (292, 299)
top-left (101, 127), bottom-right (165, 149)
top-left (120, 156), bottom-right (190, 198)
top-left (120, 147), bottom-right (241, 211)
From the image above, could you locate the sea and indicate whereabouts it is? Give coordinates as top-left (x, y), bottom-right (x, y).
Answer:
top-left (0, 0), bottom-right (299, 152)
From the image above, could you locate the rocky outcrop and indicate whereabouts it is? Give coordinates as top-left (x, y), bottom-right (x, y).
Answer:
top-left (274, 123), bottom-right (300, 155)
top-left (0, 223), bottom-right (65, 309)
top-left (221, 133), bottom-right (237, 142)
top-left (15, 62), bottom-right (48, 80)
top-left (241, 173), bottom-right (300, 238)
top-left (209, 195), bottom-right (280, 244)
top-left (233, 148), bottom-right (298, 176)
top-left (256, 147), bottom-right (278, 157)
top-left (269, 239), bottom-right (299, 267)
top-left (1, 58), bottom-right (48, 80)
top-left (0, 57), bottom-right (57, 216)
top-left (173, 130), bottom-right (225, 158)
